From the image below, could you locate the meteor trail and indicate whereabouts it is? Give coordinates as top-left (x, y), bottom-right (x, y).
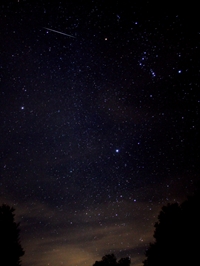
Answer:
top-left (43, 27), bottom-right (76, 38)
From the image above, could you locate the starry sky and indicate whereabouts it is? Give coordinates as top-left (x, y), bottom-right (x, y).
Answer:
top-left (0, 1), bottom-right (199, 266)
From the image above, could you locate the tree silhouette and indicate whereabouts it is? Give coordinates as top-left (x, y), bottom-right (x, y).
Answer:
top-left (118, 257), bottom-right (131, 266)
top-left (0, 204), bottom-right (25, 266)
top-left (143, 193), bottom-right (200, 266)
top-left (93, 254), bottom-right (130, 266)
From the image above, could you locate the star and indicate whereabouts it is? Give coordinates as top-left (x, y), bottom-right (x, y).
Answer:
top-left (1, 3), bottom-right (198, 266)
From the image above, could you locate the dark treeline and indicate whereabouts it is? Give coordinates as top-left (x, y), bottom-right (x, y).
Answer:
top-left (0, 204), bottom-right (24, 266)
top-left (93, 254), bottom-right (131, 266)
top-left (143, 192), bottom-right (200, 266)
top-left (1, 191), bottom-right (199, 266)
top-left (94, 191), bottom-right (200, 266)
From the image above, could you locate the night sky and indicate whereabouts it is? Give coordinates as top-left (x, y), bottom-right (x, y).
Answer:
top-left (0, 1), bottom-right (199, 266)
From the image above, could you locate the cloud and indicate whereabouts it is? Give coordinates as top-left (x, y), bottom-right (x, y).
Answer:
top-left (1, 177), bottom-right (190, 266)
top-left (12, 199), bottom-right (156, 266)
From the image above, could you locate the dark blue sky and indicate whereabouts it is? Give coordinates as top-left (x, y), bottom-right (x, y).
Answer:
top-left (0, 1), bottom-right (199, 266)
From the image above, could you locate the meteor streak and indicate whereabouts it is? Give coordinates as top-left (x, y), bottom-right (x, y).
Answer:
top-left (43, 27), bottom-right (76, 38)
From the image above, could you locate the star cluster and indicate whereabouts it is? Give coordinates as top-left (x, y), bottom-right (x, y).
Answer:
top-left (0, 1), bottom-right (199, 266)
